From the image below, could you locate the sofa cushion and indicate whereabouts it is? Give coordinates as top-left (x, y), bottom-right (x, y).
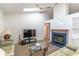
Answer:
top-left (66, 44), bottom-right (77, 52)
top-left (0, 40), bottom-right (13, 47)
top-left (49, 47), bottom-right (76, 56)
top-left (53, 53), bottom-right (66, 56)
top-left (75, 48), bottom-right (79, 54)
top-left (48, 47), bottom-right (65, 56)
top-left (61, 48), bottom-right (75, 56)
top-left (49, 50), bottom-right (65, 56)
top-left (1, 45), bottom-right (14, 54)
top-left (0, 48), bottom-right (6, 56)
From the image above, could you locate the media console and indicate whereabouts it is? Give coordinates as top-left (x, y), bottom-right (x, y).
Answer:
top-left (25, 37), bottom-right (36, 43)
top-left (21, 37), bottom-right (37, 45)
top-left (21, 29), bottom-right (37, 45)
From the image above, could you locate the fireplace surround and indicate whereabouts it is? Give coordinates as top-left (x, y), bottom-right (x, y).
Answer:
top-left (51, 29), bottom-right (68, 48)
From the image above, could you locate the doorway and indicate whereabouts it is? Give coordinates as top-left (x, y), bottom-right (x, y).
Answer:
top-left (44, 23), bottom-right (50, 42)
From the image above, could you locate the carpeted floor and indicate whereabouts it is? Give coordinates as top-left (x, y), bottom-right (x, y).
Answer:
top-left (14, 43), bottom-right (60, 56)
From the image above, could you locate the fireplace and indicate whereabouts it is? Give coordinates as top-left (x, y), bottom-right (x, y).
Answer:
top-left (51, 29), bottom-right (68, 48)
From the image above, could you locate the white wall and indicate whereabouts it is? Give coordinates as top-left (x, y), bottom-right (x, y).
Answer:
top-left (4, 12), bottom-right (52, 44)
top-left (53, 3), bottom-right (68, 19)
top-left (51, 3), bottom-right (71, 30)
top-left (0, 9), bottom-right (4, 40)
top-left (68, 13), bottom-right (79, 47)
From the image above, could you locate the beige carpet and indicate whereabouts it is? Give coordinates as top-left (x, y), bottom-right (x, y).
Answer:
top-left (14, 44), bottom-right (60, 56)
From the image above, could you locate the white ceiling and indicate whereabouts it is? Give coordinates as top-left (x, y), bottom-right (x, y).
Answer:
top-left (0, 3), bottom-right (79, 14)
top-left (69, 3), bottom-right (79, 14)
top-left (0, 3), bottom-right (55, 14)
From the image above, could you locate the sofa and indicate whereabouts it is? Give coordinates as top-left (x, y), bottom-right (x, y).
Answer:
top-left (0, 48), bottom-right (6, 56)
top-left (49, 45), bottom-right (79, 56)
top-left (0, 40), bottom-right (14, 56)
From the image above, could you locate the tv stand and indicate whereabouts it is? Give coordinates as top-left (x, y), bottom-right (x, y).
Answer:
top-left (26, 37), bottom-right (36, 43)
top-left (21, 37), bottom-right (37, 45)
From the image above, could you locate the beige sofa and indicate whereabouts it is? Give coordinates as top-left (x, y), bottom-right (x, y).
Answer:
top-left (49, 45), bottom-right (79, 56)
top-left (0, 40), bottom-right (14, 56)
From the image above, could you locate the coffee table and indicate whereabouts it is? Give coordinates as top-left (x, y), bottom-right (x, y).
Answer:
top-left (28, 43), bottom-right (49, 56)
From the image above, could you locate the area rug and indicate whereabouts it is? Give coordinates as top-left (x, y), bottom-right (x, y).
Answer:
top-left (14, 44), bottom-right (60, 56)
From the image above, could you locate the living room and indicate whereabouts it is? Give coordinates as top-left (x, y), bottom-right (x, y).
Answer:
top-left (0, 3), bottom-right (79, 56)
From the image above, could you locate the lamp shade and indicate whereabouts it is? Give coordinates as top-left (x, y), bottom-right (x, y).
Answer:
top-left (3, 30), bottom-right (11, 35)
top-left (2, 30), bottom-right (11, 41)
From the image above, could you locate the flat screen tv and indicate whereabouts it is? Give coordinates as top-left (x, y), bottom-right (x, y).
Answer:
top-left (23, 29), bottom-right (36, 38)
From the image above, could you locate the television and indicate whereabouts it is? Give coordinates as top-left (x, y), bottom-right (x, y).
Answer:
top-left (23, 29), bottom-right (36, 38)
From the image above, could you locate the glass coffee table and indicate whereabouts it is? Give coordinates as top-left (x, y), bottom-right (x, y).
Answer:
top-left (28, 43), bottom-right (49, 56)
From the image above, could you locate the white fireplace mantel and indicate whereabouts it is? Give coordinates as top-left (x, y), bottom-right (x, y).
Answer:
top-left (45, 14), bottom-right (79, 47)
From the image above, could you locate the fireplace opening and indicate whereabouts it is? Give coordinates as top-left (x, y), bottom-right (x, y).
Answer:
top-left (52, 32), bottom-right (67, 48)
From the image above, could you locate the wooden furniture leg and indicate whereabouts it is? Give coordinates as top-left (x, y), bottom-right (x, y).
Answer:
top-left (43, 46), bottom-right (48, 56)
